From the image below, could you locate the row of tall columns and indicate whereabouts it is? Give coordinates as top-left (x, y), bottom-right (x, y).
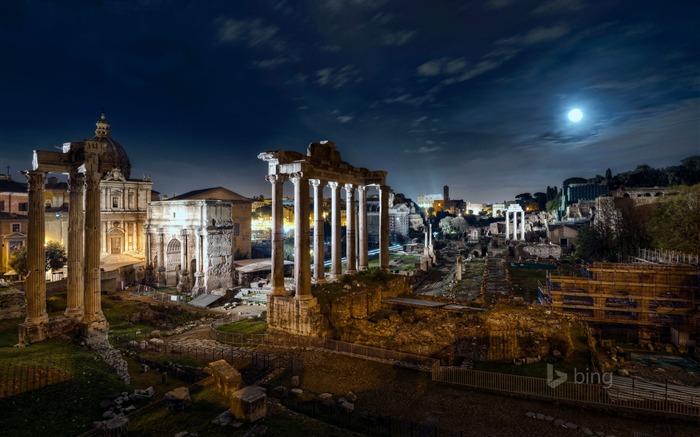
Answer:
top-left (266, 174), bottom-right (390, 298)
top-left (25, 164), bottom-right (107, 333)
top-left (504, 210), bottom-right (526, 241)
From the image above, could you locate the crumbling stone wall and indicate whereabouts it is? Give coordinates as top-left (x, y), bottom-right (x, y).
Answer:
top-left (0, 291), bottom-right (26, 320)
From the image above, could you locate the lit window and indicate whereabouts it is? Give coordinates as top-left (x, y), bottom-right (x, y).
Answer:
top-left (12, 223), bottom-right (20, 233)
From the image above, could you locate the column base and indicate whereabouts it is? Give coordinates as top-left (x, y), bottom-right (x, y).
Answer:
top-left (64, 307), bottom-right (85, 320)
top-left (18, 322), bottom-right (47, 344)
top-left (312, 278), bottom-right (326, 285)
top-left (346, 269), bottom-right (357, 275)
top-left (82, 312), bottom-right (109, 332)
top-left (270, 285), bottom-right (287, 296)
top-left (266, 295), bottom-right (321, 336)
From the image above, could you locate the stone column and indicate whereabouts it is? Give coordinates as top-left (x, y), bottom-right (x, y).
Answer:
top-left (379, 185), bottom-right (390, 272)
top-left (311, 179), bottom-right (325, 283)
top-left (82, 157), bottom-right (107, 329)
top-left (520, 211), bottom-right (525, 241)
top-left (291, 173), bottom-right (311, 299)
top-left (157, 228), bottom-right (166, 286)
top-left (24, 171), bottom-right (49, 326)
top-left (177, 229), bottom-right (190, 292)
top-left (193, 228), bottom-right (204, 292)
top-left (357, 185), bottom-right (368, 271)
top-left (329, 182), bottom-right (341, 279)
top-left (144, 224), bottom-right (151, 265)
top-left (65, 171), bottom-right (85, 319)
top-left (267, 174), bottom-right (286, 295)
top-left (505, 211), bottom-right (510, 239)
top-left (512, 211), bottom-right (517, 240)
top-left (344, 184), bottom-right (356, 274)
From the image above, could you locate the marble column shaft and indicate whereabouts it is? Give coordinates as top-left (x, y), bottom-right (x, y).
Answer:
top-left (344, 184), bottom-right (356, 274)
top-left (83, 160), bottom-right (107, 327)
top-left (505, 212), bottom-right (510, 239)
top-left (329, 182), bottom-right (341, 279)
top-left (311, 179), bottom-right (325, 283)
top-left (24, 171), bottom-right (49, 325)
top-left (267, 175), bottom-right (286, 295)
top-left (65, 172), bottom-right (85, 318)
top-left (357, 186), bottom-right (368, 271)
top-left (379, 185), bottom-right (390, 271)
top-left (292, 174), bottom-right (311, 299)
top-left (513, 211), bottom-right (518, 240)
top-left (520, 211), bottom-right (525, 240)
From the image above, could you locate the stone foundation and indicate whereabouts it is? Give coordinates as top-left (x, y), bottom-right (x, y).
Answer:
top-left (18, 316), bottom-right (80, 344)
top-left (267, 296), bottom-right (322, 336)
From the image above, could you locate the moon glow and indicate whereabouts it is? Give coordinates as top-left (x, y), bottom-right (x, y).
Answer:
top-left (568, 108), bottom-right (583, 122)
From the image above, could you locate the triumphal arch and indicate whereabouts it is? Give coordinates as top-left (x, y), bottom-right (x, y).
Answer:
top-left (20, 114), bottom-right (123, 342)
top-left (259, 141), bottom-right (391, 335)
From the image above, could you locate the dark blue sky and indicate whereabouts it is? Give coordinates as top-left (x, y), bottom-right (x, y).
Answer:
top-left (1, 0), bottom-right (698, 202)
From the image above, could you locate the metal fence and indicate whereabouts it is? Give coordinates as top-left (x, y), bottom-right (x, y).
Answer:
top-left (130, 284), bottom-right (190, 303)
top-left (0, 359), bottom-right (72, 398)
top-left (209, 321), bottom-right (699, 419)
top-left (436, 367), bottom-right (700, 418)
top-left (209, 326), bottom-right (439, 375)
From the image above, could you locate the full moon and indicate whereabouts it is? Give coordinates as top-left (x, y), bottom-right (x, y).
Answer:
top-left (568, 108), bottom-right (583, 122)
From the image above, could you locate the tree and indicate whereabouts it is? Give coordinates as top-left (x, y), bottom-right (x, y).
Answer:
top-left (8, 246), bottom-right (28, 277)
top-left (7, 241), bottom-right (67, 278)
top-left (45, 241), bottom-right (67, 271)
top-left (575, 198), bottom-right (651, 261)
top-left (647, 184), bottom-right (700, 255)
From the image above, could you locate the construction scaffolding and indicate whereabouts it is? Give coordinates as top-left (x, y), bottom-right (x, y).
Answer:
top-left (539, 262), bottom-right (699, 336)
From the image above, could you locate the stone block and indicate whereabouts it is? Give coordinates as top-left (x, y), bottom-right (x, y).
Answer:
top-left (208, 359), bottom-right (242, 398)
top-left (165, 387), bottom-right (191, 411)
top-left (230, 386), bottom-right (267, 422)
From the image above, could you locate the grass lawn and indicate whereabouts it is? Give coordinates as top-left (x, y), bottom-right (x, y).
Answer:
top-left (508, 267), bottom-right (548, 301)
top-left (216, 320), bottom-right (268, 334)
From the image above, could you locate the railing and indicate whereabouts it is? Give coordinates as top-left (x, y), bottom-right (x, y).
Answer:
top-left (436, 367), bottom-right (699, 418)
top-left (0, 358), bottom-right (72, 398)
top-left (209, 325), bottom-right (439, 374)
top-left (130, 284), bottom-right (190, 303)
top-left (208, 320), bottom-right (699, 419)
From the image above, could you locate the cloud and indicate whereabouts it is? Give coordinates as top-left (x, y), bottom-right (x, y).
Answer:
top-left (484, 0), bottom-right (514, 8)
top-left (417, 57), bottom-right (469, 77)
top-left (498, 24), bottom-right (571, 45)
top-left (216, 17), bottom-right (286, 51)
top-left (249, 56), bottom-right (297, 69)
top-left (336, 115), bottom-right (353, 123)
top-left (383, 30), bottom-right (416, 46)
top-left (315, 65), bottom-right (362, 88)
top-left (404, 145), bottom-right (442, 154)
top-left (532, 0), bottom-right (584, 15)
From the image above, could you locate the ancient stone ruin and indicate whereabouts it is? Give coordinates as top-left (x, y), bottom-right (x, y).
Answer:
top-left (258, 141), bottom-right (391, 336)
top-left (20, 114), bottom-right (120, 342)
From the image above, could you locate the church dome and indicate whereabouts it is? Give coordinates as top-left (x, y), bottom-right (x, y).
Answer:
top-left (87, 112), bottom-right (132, 179)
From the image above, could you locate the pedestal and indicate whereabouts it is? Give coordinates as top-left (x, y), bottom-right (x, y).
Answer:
top-left (266, 295), bottom-right (321, 336)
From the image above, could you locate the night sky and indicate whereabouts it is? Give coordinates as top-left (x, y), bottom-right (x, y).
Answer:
top-left (1, 0), bottom-right (698, 203)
